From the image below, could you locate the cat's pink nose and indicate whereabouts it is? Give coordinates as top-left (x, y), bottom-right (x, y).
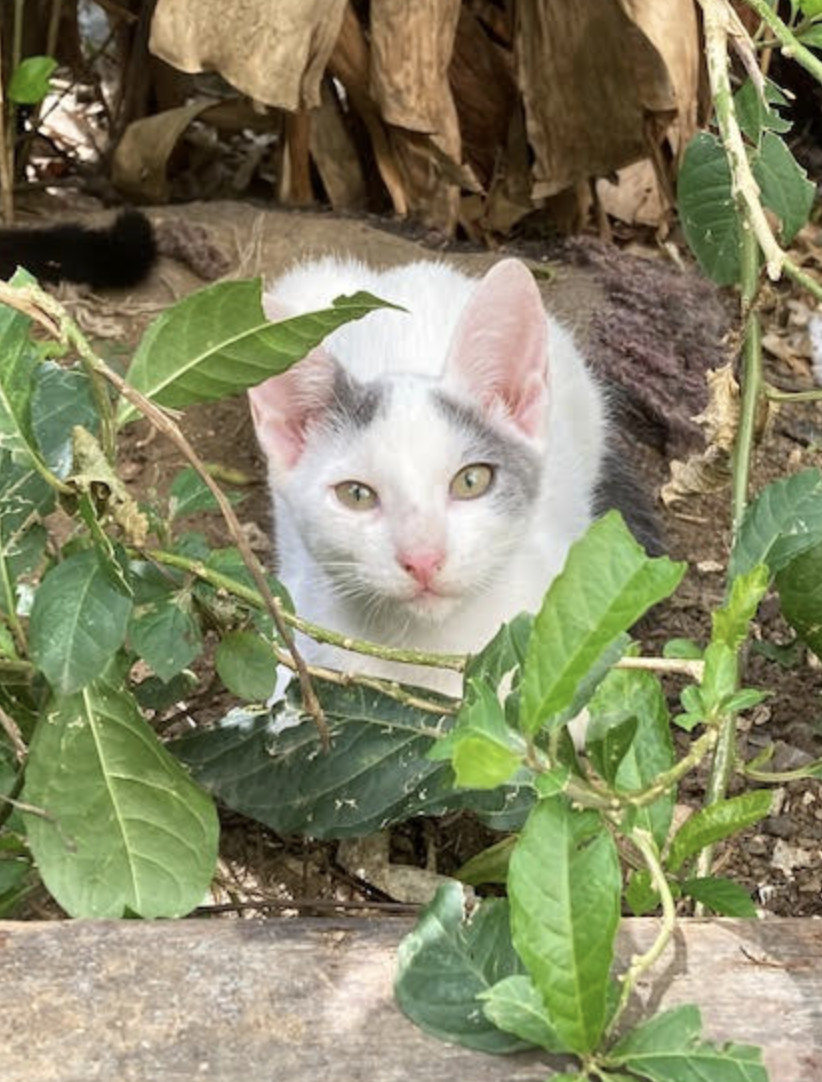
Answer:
top-left (398, 548), bottom-right (445, 587)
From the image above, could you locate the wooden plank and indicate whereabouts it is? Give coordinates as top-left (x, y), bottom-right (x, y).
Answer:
top-left (1, 917), bottom-right (820, 1081)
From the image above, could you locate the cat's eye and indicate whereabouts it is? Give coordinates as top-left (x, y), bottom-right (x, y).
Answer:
top-left (334, 480), bottom-right (379, 510)
top-left (450, 463), bottom-right (494, 500)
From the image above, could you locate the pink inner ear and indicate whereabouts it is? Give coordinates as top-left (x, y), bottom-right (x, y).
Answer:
top-left (248, 347), bottom-right (337, 471)
top-left (444, 259), bottom-right (549, 439)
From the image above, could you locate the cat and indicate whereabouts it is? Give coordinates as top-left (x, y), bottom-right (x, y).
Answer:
top-left (249, 256), bottom-right (658, 698)
top-left (0, 209), bottom-right (156, 288)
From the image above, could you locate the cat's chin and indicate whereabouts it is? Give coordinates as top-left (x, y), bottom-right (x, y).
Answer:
top-left (401, 591), bottom-right (460, 623)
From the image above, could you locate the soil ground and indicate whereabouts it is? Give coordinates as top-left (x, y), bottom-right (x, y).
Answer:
top-left (21, 195), bottom-right (822, 920)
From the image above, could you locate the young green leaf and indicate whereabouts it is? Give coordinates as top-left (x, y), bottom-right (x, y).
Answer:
top-left (680, 876), bottom-right (756, 918)
top-left (520, 512), bottom-right (684, 734)
top-left (508, 796), bottom-right (621, 1054)
top-left (117, 280), bottom-right (397, 423)
top-left (456, 834), bottom-right (517, 886)
top-left (8, 55), bottom-right (57, 105)
top-left (479, 975), bottom-right (564, 1052)
top-left (128, 589), bottom-right (203, 683)
top-left (395, 882), bottom-right (532, 1053)
top-left (666, 790), bottom-right (773, 874)
top-left (451, 680), bottom-right (526, 790)
top-left (625, 868), bottom-right (660, 916)
top-left (678, 132), bottom-right (740, 285)
top-left (734, 78), bottom-right (791, 146)
top-left (22, 680), bottom-right (219, 917)
top-left (729, 468), bottom-right (822, 580)
top-left (712, 564), bottom-right (769, 650)
top-left (0, 276), bottom-right (50, 472)
top-left (215, 630), bottom-right (277, 702)
top-left (29, 549), bottom-right (133, 695)
top-left (607, 1003), bottom-right (768, 1082)
top-left (167, 466), bottom-right (245, 519)
top-left (699, 641), bottom-right (738, 719)
top-left (587, 669), bottom-right (674, 849)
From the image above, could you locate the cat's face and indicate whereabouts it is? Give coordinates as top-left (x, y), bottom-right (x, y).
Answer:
top-left (278, 374), bottom-right (542, 624)
top-left (250, 258), bottom-right (550, 626)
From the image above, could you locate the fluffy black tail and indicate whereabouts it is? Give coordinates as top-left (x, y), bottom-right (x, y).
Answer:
top-left (0, 209), bottom-right (157, 289)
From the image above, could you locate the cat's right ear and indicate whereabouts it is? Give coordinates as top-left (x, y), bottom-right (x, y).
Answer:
top-left (249, 297), bottom-right (337, 472)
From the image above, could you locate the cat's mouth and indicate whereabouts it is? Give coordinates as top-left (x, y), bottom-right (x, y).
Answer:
top-left (402, 584), bottom-right (459, 619)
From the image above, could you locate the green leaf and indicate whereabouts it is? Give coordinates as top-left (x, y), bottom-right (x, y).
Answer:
top-left (171, 683), bottom-right (532, 838)
top-left (508, 797), bottom-right (621, 1054)
top-left (29, 549), bottom-right (133, 694)
top-left (479, 975), bottom-right (563, 1052)
top-left (128, 588), bottom-right (203, 682)
top-left (678, 132), bottom-right (740, 286)
top-left (667, 790), bottom-right (773, 874)
top-left (587, 669), bottom-right (674, 849)
top-left (712, 565), bottom-right (769, 650)
top-left (776, 539), bottom-right (822, 656)
top-left (753, 132), bottom-right (815, 244)
top-left (520, 513), bottom-right (684, 733)
top-left (451, 680), bottom-right (525, 790)
top-left (167, 466), bottom-right (244, 519)
top-left (30, 362), bottom-right (99, 479)
top-left (663, 638), bottom-right (703, 660)
top-left (394, 882), bottom-right (531, 1053)
top-left (8, 55), bottom-right (57, 105)
top-left (133, 669), bottom-right (198, 712)
top-left (680, 876), bottom-right (756, 917)
top-left (798, 24), bottom-right (822, 47)
top-left (214, 630), bottom-right (277, 702)
top-left (456, 834), bottom-right (516, 886)
top-left (586, 715), bottom-right (637, 786)
top-left (734, 77), bottom-right (791, 146)
top-left (0, 452), bottom-right (53, 619)
top-left (625, 868), bottom-right (660, 916)
top-left (118, 281), bottom-right (397, 423)
top-left (699, 641), bottom-right (738, 718)
top-left (799, 0), bottom-right (822, 20)
top-left (729, 468), bottom-right (822, 580)
top-left (607, 1003), bottom-right (768, 1082)
top-left (22, 680), bottom-right (218, 917)
top-left (0, 276), bottom-right (45, 467)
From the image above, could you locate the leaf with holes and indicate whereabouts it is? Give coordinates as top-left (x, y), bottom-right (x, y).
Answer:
top-left (22, 680), bottom-right (218, 917)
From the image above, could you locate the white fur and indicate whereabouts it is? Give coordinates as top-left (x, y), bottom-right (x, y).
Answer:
top-left (251, 258), bottom-right (608, 697)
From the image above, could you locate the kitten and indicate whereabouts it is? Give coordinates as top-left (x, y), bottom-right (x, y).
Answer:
top-left (249, 257), bottom-right (656, 697)
top-left (0, 209), bottom-right (156, 288)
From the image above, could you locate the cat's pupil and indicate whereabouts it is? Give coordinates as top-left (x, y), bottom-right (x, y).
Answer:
top-left (450, 463), bottom-right (494, 500)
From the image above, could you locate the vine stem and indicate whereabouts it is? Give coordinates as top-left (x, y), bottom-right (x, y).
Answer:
top-left (765, 384), bottom-right (822, 403)
top-left (743, 0), bottom-right (822, 85)
top-left (606, 828), bottom-right (676, 1040)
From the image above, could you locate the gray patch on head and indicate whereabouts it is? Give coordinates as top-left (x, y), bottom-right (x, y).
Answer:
top-left (432, 390), bottom-right (541, 511)
top-left (326, 367), bottom-right (386, 431)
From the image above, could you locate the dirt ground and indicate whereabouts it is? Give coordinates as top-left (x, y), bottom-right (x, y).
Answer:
top-left (28, 196), bottom-right (822, 920)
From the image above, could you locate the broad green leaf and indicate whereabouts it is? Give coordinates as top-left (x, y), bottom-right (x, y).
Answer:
top-left (167, 465), bottom-right (244, 519)
top-left (479, 975), bottom-right (563, 1052)
top-left (215, 630), bottom-right (277, 702)
top-left (776, 539), bottom-right (822, 655)
top-left (586, 715), bottom-right (637, 786)
top-left (171, 683), bottom-right (533, 838)
top-left (625, 868), bottom-right (659, 916)
top-left (128, 588), bottom-right (202, 682)
top-left (28, 549), bottom-right (133, 694)
top-left (451, 680), bottom-right (526, 789)
top-left (30, 362), bottom-right (99, 478)
top-left (456, 834), bottom-right (516, 886)
top-left (118, 281), bottom-right (397, 423)
top-left (712, 565), bottom-right (769, 650)
top-left (22, 680), bottom-right (218, 917)
top-left (678, 132), bottom-right (740, 285)
top-left (753, 132), bottom-right (815, 244)
top-left (728, 468), bottom-right (822, 580)
top-left (587, 669), bottom-right (674, 848)
top-left (508, 797), bottom-right (621, 1054)
top-left (607, 1003), bottom-right (768, 1082)
top-left (395, 882), bottom-right (531, 1053)
top-left (798, 24), bottom-right (822, 46)
top-left (134, 669), bottom-right (198, 712)
top-left (799, 0), bottom-right (822, 20)
top-left (520, 512), bottom-right (684, 733)
top-left (680, 876), bottom-right (756, 917)
top-left (8, 55), bottom-right (57, 104)
top-left (0, 452), bottom-right (53, 617)
top-left (463, 612), bottom-right (532, 726)
top-left (666, 790), bottom-right (773, 873)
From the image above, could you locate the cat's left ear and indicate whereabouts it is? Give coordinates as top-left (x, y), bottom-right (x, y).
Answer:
top-left (444, 259), bottom-right (549, 440)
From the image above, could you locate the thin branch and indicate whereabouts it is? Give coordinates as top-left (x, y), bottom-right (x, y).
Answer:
top-left (765, 384), bottom-right (822, 403)
top-left (743, 0), bottom-right (822, 85)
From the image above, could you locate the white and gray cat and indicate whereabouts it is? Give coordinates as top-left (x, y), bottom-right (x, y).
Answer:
top-left (249, 257), bottom-right (657, 697)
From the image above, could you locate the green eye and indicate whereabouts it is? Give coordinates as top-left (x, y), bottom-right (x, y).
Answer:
top-left (450, 463), bottom-right (494, 500)
top-left (334, 480), bottom-right (379, 510)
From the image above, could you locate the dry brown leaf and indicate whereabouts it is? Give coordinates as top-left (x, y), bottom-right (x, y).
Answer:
top-left (112, 99), bottom-right (217, 202)
top-left (309, 83), bottom-right (368, 211)
top-left (149, 0), bottom-right (346, 111)
top-left (515, 0), bottom-right (699, 218)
